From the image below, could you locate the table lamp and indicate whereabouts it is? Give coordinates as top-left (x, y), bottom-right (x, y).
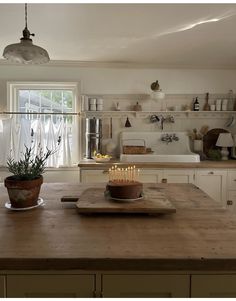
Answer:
top-left (216, 133), bottom-right (234, 160)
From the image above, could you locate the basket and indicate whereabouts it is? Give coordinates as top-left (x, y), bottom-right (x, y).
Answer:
top-left (122, 139), bottom-right (146, 154)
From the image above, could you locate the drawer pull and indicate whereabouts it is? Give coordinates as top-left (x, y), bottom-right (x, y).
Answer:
top-left (208, 171), bottom-right (214, 175)
top-left (227, 200), bottom-right (233, 206)
top-left (102, 170), bottom-right (109, 174)
top-left (234, 179), bottom-right (236, 182)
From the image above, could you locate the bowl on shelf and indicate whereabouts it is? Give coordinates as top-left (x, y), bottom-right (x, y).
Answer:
top-left (93, 156), bottom-right (112, 163)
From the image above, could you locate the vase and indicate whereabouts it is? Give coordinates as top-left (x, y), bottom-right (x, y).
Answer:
top-left (193, 140), bottom-right (203, 152)
top-left (4, 176), bottom-right (43, 208)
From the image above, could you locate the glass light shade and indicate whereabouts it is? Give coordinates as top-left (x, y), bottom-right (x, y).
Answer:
top-left (3, 39), bottom-right (50, 64)
top-left (216, 133), bottom-right (234, 147)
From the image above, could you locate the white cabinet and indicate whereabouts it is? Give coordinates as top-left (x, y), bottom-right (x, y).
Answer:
top-left (191, 274), bottom-right (236, 297)
top-left (102, 274), bottom-right (190, 298)
top-left (163, 169), bottom-right (194, 184)
top-left (80, 169), bottom-right (109, 183)
top-left (7, 274), bottom-right (95, 298)
top-left (139, 169), bottom-right (163, 183)
top-left (0, 276), bottom-right (5, 297)
top-left (226, 170), bottom-right (236, 212)
top-left (194, 169), bottom-right (227, 206)
top-left (80, 169), bottom-right (192, 184)
top-left (43, 168), bottom-right (80, 183)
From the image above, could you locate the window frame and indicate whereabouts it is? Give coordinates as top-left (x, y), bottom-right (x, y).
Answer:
top-left (7, 81), bottom-right (81, 166)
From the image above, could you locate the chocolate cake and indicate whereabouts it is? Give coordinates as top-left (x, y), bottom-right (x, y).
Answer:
top-left (106, 181), bottom-right (143, 199)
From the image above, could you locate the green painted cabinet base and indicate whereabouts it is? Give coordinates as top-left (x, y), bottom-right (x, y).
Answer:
top-left (0, 276), bottom-right (5, 297)
top-left (7, 274), bottom-right (95, 298)
top-left (191, 275), bottom-right (236, 298)
top-left (102, 274), bottom-right (190, 298)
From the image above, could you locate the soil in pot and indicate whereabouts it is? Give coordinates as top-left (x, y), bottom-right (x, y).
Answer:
top-left (4, 176), bottom-right (43, 208)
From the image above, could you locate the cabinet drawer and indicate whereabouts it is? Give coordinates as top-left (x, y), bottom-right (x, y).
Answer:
top-left (0, 276), bottom-right (5, 297)
top-left (191, 274), bottom-right (236, 297)
top-left (228, 171), bottom-right (236, 190)
top-left (7, 274), bottom-right (95, 298)
top-left (102, 274), bottom-right (190, 297)
top-left (80, 170), bottom-right (109, 183)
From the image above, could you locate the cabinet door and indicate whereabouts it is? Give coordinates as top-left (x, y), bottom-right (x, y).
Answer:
top-left (43, 169), bottom-right (80, 183)
top-left (80, 169), bottom-right (108, 183)
top-left (7, 274), bottom-right (95, 298)
top-left (191, 274), bottom-right (236, 297)
top-left (139, 169), bottom-right (163, 183)
top-left (227, 191), bottom-right (236, 213)
top-left (102, 274), bottom-right (190, 298)
top-left (163, 169), bottom-right (194, 184)
top-left (194, 169), bottom-right (227, 205)
top-left (227, 170), bottom-right (236, 190)
top-left (0, 276), bottom-right (5, 297)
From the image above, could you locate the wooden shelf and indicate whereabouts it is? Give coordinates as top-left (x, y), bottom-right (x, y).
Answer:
top-left (81, 110), bottom-right (236, 119)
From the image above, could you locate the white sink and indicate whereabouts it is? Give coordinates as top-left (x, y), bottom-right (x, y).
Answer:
top-left (120, 131), bottom-right (200, 163)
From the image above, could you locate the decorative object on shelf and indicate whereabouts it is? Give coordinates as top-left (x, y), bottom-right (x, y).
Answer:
top-left (133, 102), bottom-right (142, 111)
top-left (203, 128), bottom-right (229, 159)
top-left (115, 102), bottom-right (121, 111)
top-left (189, 126), bottom-right (209, 154)
top-left (227, 89), bottom-right (235, 111)
top-left (3, 4), bottom-right (50, 64)
top-left (96, 98), bottom-right (103, 111)
top-left (193, 97), bottom-right (200, 111)
top-left (150, 80), bottom-right (165, 100)
top-left (216, 132), bottom-right (234, 160)
top-left (4, 146), bottom-right (55, 208)
top-left (203, 92), bottom-right (210, 111)
top-left (105, 118), bottom-right (116, 155)
top-left (125, 117), bottom-right (132, 127)
top-left (216, 99), bottom-right (222, 111)
top-left (225, 115), bottom-right (235, 128)
top-left (222, 99), bottom-right (228, 111)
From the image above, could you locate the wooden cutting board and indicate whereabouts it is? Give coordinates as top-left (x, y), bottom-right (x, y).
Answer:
top-left (76, 187), bottom-right (176, 215)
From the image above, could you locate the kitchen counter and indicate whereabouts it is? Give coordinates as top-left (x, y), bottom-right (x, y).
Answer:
top-left (1, 182), bottom-right (236, 271)
top-left (78, 159), bottom-right (236, 169)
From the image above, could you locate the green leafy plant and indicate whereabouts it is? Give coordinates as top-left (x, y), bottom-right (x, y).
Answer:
top-left (7, 146), bottom-right (55, 180)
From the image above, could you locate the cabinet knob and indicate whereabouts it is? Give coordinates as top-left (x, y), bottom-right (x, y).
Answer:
top-left (234, 179), bottom-right (236, 182)
top-left (102, 170), bottom-right (109, 174)
top-left (227, 200), bottom-right (233, 206)
top-left (162, 178), bottom-right (168, 183)
top-left (208, 171), bottom-right (214, 175)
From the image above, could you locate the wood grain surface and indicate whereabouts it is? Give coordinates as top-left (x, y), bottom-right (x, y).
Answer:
top-left (0, 183), bottom-right (236, 271)
top-left (76, 187), bottom-right (176, 214)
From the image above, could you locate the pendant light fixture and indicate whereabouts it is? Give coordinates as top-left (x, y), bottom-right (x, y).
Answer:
top-left (3, 4), bottom-right (50, 64)
top-left (150, 80), bottom-right (165, 100)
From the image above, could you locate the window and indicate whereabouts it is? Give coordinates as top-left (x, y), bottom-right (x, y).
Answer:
top-left (3, 82), bottom-right (80, 167)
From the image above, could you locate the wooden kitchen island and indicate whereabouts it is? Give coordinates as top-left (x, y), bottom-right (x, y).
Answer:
top-left (1, 182), bottom-right (236, 297)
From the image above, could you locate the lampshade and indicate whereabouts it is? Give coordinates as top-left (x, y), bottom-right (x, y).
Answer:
top-left (216, 133), bottom-right (234, 147)
top-left (150, 80), bottom-right (165, 100)
top-left (2, 4), bottom-right (50, 64)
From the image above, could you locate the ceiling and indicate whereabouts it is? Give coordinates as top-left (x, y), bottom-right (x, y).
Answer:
top-left (1, 3), bottom-right (236, 68)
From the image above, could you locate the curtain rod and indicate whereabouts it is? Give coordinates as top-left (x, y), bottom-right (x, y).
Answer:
top-left (0, 112), bottom-right (80, 116)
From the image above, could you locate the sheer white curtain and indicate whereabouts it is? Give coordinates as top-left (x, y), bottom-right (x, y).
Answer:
top-left (0, 115), bottom-right (73, 167)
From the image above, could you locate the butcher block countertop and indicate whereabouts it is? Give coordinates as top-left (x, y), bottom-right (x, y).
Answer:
top-left (78, 159), bottom-right (236, 169)
top-left (1, 183), bottom-right (236, 271)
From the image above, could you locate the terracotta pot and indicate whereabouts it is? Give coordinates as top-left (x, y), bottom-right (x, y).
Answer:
top-left (4, 176), bottom-right (43, 208)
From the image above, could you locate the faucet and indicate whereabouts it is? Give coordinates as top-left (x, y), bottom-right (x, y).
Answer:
top-left (161, 133), bottom-right (179, 144)
top-left (150, 115), bottom-right (175, 130)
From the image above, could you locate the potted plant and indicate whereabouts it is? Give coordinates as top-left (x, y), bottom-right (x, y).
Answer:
top-left (4, 146), bottom-right (54, 208)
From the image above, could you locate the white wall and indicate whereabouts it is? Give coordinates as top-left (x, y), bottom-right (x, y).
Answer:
top-left (1, 64), bottom-right (236, 159)
top-left (1, 64), bottom-right (236, 109)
